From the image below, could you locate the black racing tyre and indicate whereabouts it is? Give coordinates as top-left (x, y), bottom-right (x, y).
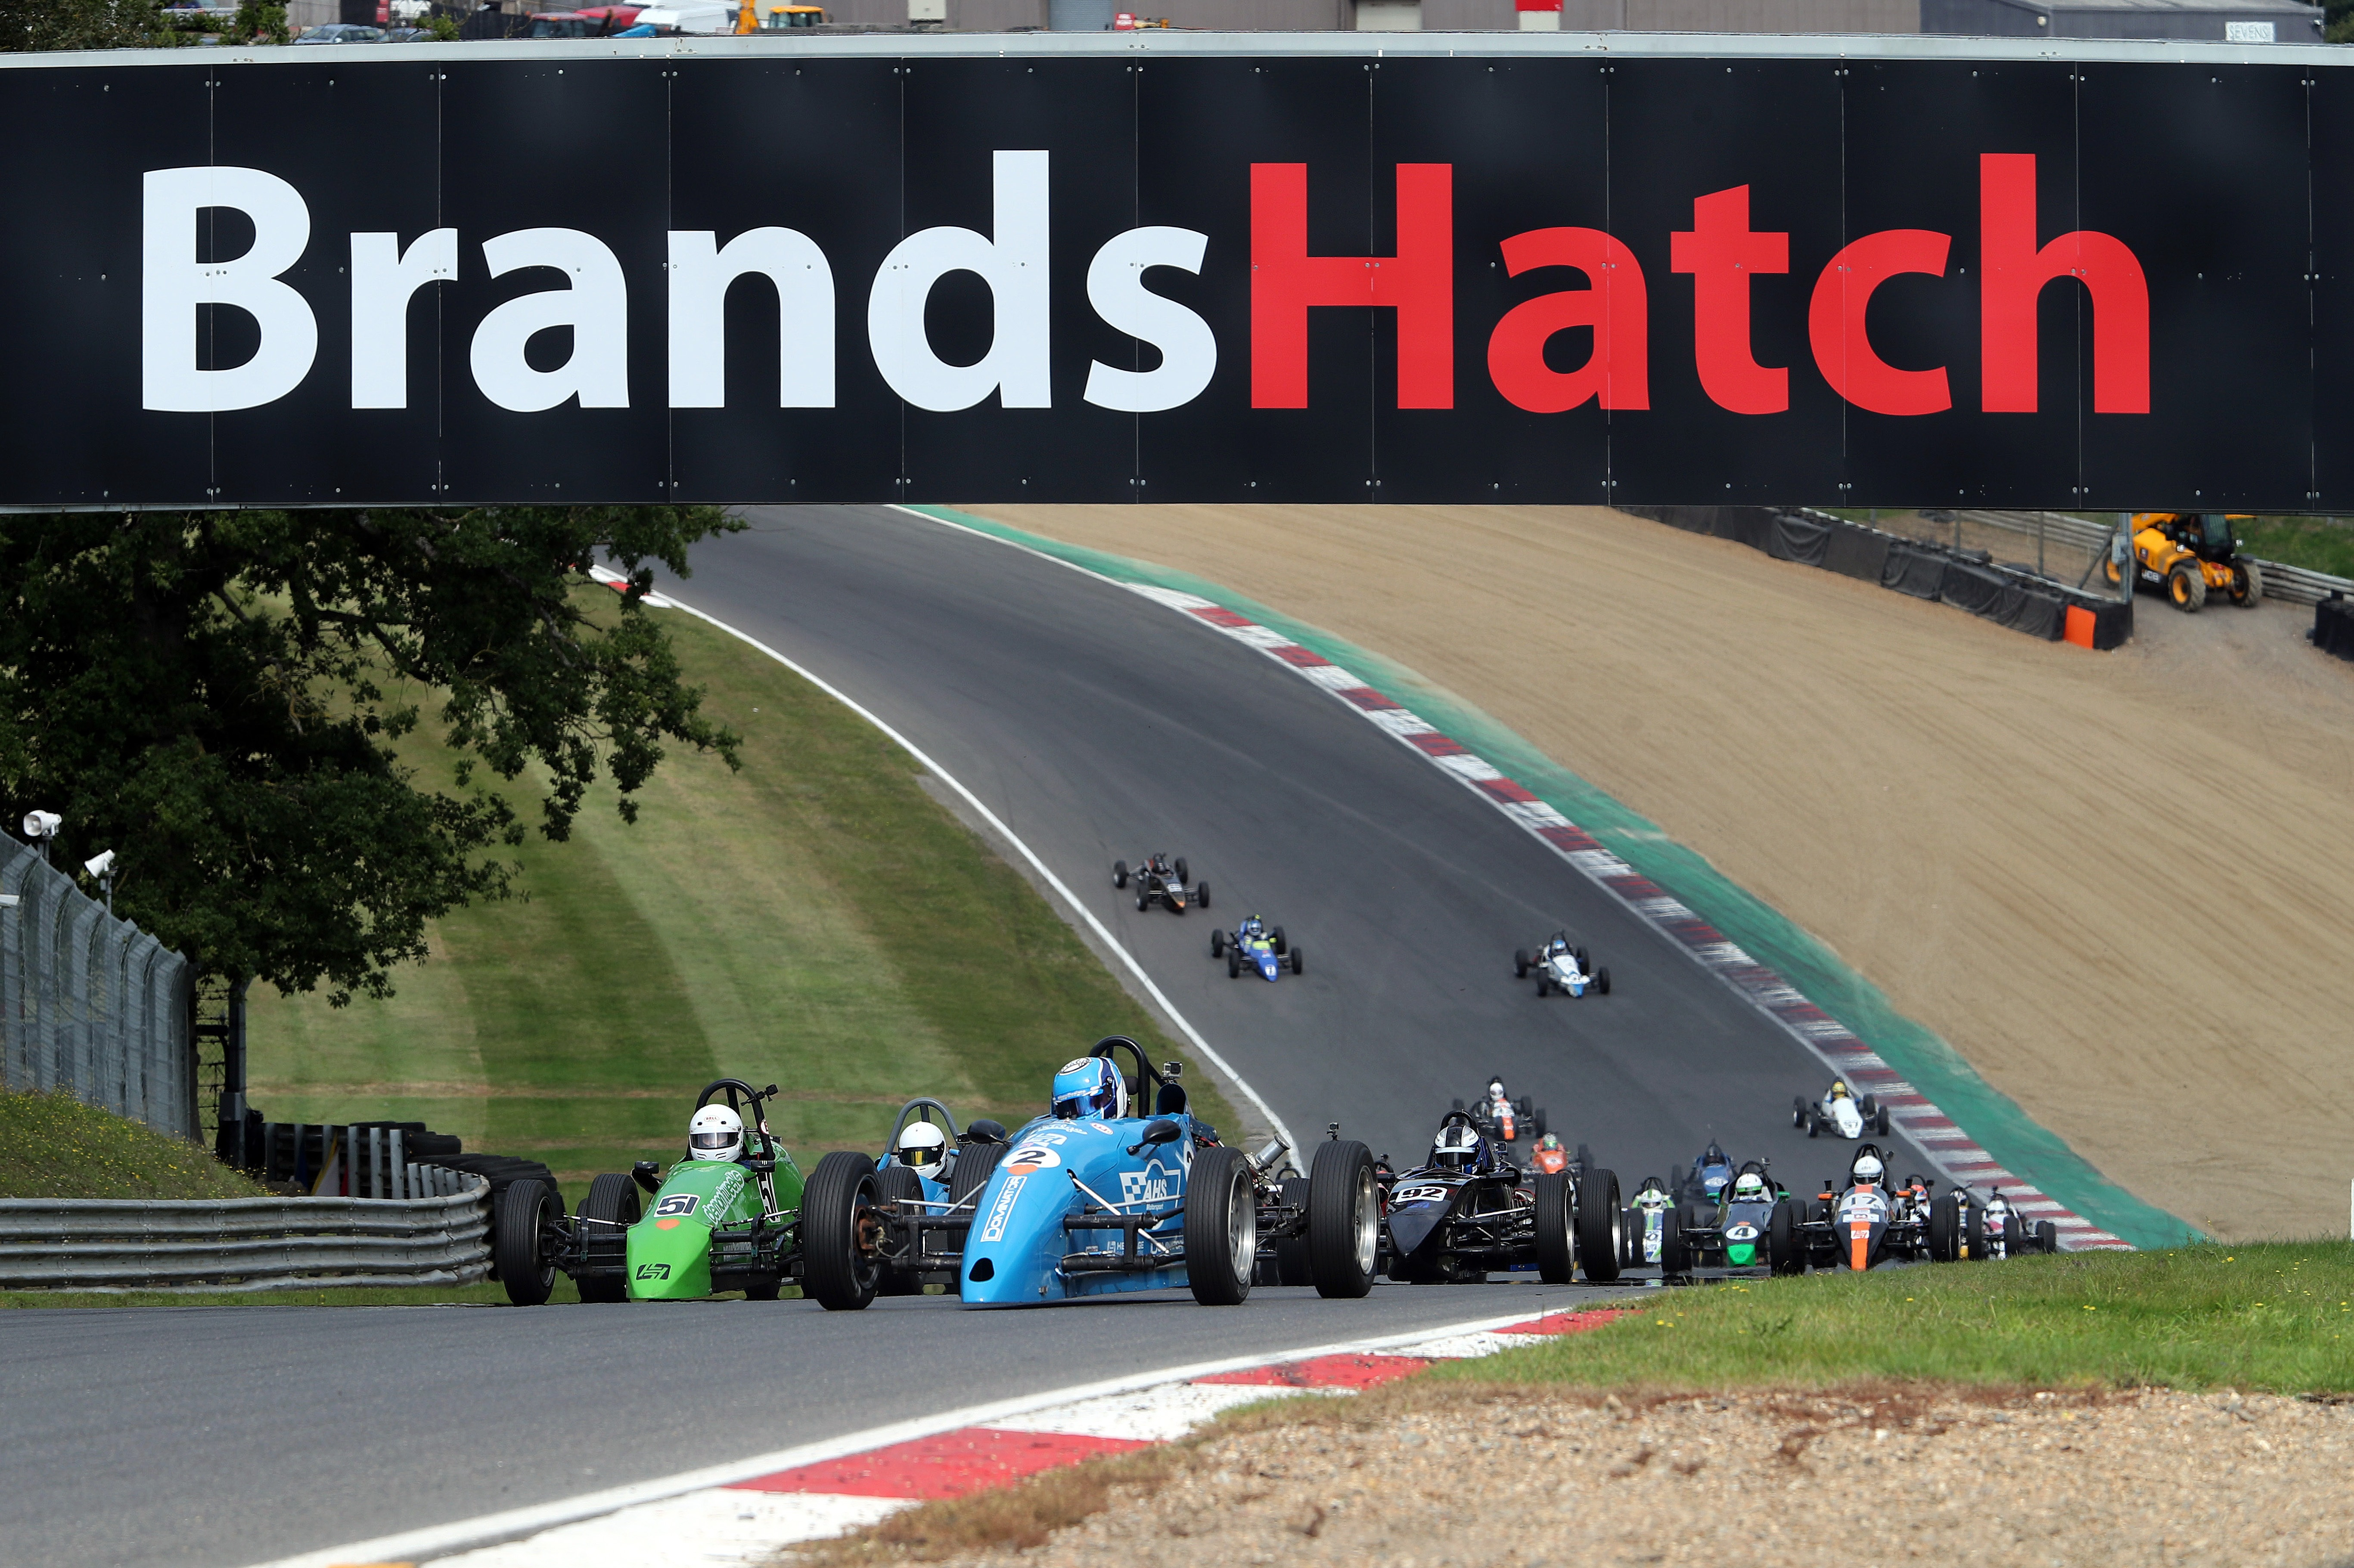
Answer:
top-left (1792, 1097), bottom-right (1808, 1130)
top-left (944, 1139), bottom-right (1009, 1255)
top-left (1576, 1143), bottom-right (1595, 1177)
top-left (494, 1178), bottom-right (558, 1306)
top-left (1807, 1113), bottom-right (1821, 1139)
top-left (1534, 1170), bottom-right (1576, 1284)
top-left (873, 1163), bottom-right (928, 1296)
top-left (1138, 889), bottom-right (1150, 911)
top-left (2035, 1220), bottom-right (2058, 1254)
top-left (1174, 857), bottom-right (1189, 886)
top-left (1272, 926), bottom-right (1287, 956)
top-left (1307, 1139), bottom-right (1379, 1298)
top-left (2168, 561), bottom-right (2208, 611)
top-left (1532, 1109), bottom-right (1549, 1141)
top-left (1927, 1192), bottom-right (1959, 1262)
top-left (1514, 949), bottom-right (1530, 978)
top-left (1875, 1106), bottom-right (1891, 1136)
top-left (1184, 1145), bottom-right (1255, 1306)
top-left (1964, 1197), bottom-right (1988, 1262)
top-left (1113, 860), bottom-right (1128, 889)
top-left (1619, 1206), bottom-right (1640, 1268)
top-left (1595, 967), bottom-right (1611, 996)
top-left (1196, 882), bottom-right (1210, 910)
top-left (1516, 1095), bottom-right (1532, 1116)
top-left (1576, 1168), bottom-right (1624, 1283)
top-left (1274, 1175), bottom-right (1315, 1286)
top-left (1210, 928), bottom-right (1226, 958)
top-left (576, 1172), bottom-right (640, 1303)
top-left (1575, 946), bottom-right (1590, 971)
top-left (802, 1150), bottom-right (884, 1311)
top-left (1768, 1198), bottom-right (1804, 1275)
top-left (1534, 975), bottom-right (1550, 997)
top-left (1859, 1094), bottom-right (1879, 1119)
top-left (1227, 948), bottom-right (1241, 978)
top-left (1659, 1201), bottom-right (1690, 1277)
top-left (1289, 948), bottom-right (1304, 975)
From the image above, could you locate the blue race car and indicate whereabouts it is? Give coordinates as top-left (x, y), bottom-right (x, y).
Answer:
top-left (1674, 1140), bottom-right (1738, 1209)
top-left (799, 1038), bottom-right (1380, 1308)
top-left (1210, 916), bottom-right (1302, 981)
top-left (866, 1097), bottom-right (1009, 1295)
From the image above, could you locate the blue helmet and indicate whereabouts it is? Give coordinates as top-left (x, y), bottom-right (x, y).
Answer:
top-left (1051, 1057), bottom-right (1127, 1120)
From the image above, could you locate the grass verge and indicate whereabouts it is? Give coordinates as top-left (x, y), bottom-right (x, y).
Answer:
top-left (250, 592), bottom-right (1237, 1190)
top-left (2235, 514), bottom-right (2354, 579)
top-left (1440, 1243), bottom-right (2354, 1393)
top-left (0, 1089), bottom-right (266, 1200)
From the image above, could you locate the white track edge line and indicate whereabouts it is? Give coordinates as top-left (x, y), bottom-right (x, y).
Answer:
top-left (246, 1298), bottom-right (1619, 1568)
top-left (649, 584), bottom-right (1298, 1159)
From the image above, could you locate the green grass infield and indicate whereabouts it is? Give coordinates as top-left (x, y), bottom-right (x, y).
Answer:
top-left (1446, 1243), bottom-right (2354, 1394)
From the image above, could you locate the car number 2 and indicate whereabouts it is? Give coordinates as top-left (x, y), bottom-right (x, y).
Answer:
top-left (654, 1194), bottom-right (701, 1217)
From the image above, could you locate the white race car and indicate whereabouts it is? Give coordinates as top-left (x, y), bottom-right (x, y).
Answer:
top-left (1514, 932), bottom-right (1611, 998)
top-left (1793, 1082), bottom-right (1891, 1139)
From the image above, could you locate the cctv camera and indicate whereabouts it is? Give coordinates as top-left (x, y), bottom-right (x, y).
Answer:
top-left (21, 811), bottom-right (60, 840)
top-left (83, 850), bottom-right (116, 880)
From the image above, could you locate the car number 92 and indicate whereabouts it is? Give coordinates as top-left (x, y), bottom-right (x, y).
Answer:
top-left (1391, 1183), bottom-right (1450, 1206)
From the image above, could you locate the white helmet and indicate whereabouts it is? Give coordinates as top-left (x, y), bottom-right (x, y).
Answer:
top-left (1733, 1172), bottom-right (1769, 1202)
top-left (689, 1104), bottom-right (744, 1162)
top-left (896, 1121), bottom-right (947, 1169)
top-left (1432, 1122), bottom-right (1483, 1171)
top-left (1851, 1151), bottom-right (1885, 1184)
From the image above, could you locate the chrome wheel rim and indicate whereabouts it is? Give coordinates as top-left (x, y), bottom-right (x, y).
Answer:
top-left (1351, 1166), bottom-right (1377, 1276)
top-left (1228, 1172), bottom-right (1257, 1280)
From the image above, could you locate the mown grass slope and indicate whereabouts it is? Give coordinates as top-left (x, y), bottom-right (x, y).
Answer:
top-left (251, 595), bottom-right (1235, 1188)
top-left (1444, 1243), bottom-right (2354, 1393)
top-left (0, 1089), bottom-right (266, 1200)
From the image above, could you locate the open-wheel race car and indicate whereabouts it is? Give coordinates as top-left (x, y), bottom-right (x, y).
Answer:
top-left (1794, 1079), bottom-right (1891, 1140)
top-left (1453, 1077), bottom-right (1548, 1147)
top-left (1211, 916), bottom-right (1301, 980)
top-left (1661, 1159), bottom-right (1788, 1274)
top-left (1931, 1184), bottom-right (2060, 1262)
top-left (1114, 854), bottom-right (1207, 915)
top-left (1381, 1111), bottom-right (1622, 1285)
top-left (491, 1078), bottom-right (807, 1305)
top-left (795, 1037), bottom-right (1382, 1308)
top-left (1514, 932), bottom-right (1610, 998)
top-left (861, 1097), bottom-right (1011, 1296)
top-left (1767, 1143), bottom-right (1932, 1273)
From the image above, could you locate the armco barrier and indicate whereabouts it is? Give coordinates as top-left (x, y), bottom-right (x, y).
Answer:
top-left (1620, 505), bottom-right (2127, 648)
top-left (0, 1172), bottom-right (490, 1292)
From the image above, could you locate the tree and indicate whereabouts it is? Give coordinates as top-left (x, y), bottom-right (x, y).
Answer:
top-left (0, 507), bottom-right (743, 1004)
top-left (0, 0), bottom-right (167, 50)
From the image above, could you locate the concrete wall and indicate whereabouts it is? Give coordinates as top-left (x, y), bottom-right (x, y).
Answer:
top-left (1425, 0), bottom-right (1919, 26)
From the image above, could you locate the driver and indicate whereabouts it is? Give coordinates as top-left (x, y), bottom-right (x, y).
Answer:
top-left (1485, 1077), bottom-right (1507, 1106)
top-left (1826, 1079), bottom-right (1853, 1103)
top-left (894, 1121), bottom-right (947, 1173)
top-left (1430, 1120), bottom-right (1491, 1174)
top-left (1239, 915), bottom-right (1264, 941)
top-left (1850, 1148), bottom-right (1885, 1187)
top-left (1050, 1056), bottom-right (1129, 1121)
top-left (688, 1103), bottom-right (746, 1165)
top-left (1729, 1170), bottom-right (1771, 1208)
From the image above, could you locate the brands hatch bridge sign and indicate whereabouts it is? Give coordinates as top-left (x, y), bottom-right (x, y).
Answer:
top-left (7, 31), bottom-right (2348, 510)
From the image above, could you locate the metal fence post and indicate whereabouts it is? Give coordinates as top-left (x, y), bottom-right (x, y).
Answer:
top-left (390, 1129), bottom-right (407, 1200)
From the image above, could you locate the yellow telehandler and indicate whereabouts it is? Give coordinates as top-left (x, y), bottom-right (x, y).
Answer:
top-left (2106, 512), bottom-right (2264, 612)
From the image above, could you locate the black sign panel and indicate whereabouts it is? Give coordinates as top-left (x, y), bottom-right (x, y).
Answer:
top-left (0, 41), bottom-right (2334, 509)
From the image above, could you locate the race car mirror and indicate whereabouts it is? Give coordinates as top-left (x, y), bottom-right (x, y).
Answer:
top-left (1128, 1119), bottom-right (1183, 1156)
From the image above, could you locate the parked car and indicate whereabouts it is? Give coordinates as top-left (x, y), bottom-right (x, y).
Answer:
top-left (292, 22), bottom-right (386, 40)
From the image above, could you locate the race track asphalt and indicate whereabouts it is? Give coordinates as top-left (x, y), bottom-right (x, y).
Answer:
top-left (661, 505), bottom-right (1946, 1190)
top-left (0, 1285), bottom-right (1607, 1568)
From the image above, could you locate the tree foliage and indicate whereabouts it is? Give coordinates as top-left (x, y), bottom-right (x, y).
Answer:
top-left (0, 507), bottom-right (743, 1003)
top-left (0, 0), bottom-right (166, 50)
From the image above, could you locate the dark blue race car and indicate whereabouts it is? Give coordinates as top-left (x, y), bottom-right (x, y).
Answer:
top-left (1210, 916), bottom-right (1302, 981)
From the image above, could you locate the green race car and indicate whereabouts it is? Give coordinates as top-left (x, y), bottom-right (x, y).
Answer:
top-left (492, 1078), bottom-right (808, 1304)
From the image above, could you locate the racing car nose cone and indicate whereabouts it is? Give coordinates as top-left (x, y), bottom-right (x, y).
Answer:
top-left (1386, 1204), bottom-right (1447, 1257)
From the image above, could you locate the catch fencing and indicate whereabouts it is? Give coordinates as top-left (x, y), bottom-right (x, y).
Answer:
top-left (1872, 508), bottom-right (2354, 607)
top-left (0, 1172), bottom-right (491, 1293)
top-left (0, 841), bottom-right (195, 1138)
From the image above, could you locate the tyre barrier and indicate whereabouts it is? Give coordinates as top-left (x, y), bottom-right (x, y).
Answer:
top-left (2313, 593), bottom-right (2354, 664)
top-left (0, 1173), bottom-right (491, 1293)
top-left (1619, 505), bottom-right (2132, 650)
